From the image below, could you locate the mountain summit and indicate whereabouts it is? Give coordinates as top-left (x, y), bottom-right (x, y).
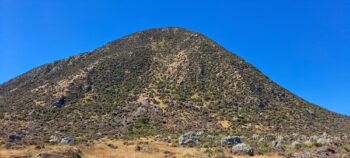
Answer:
top-left (0, 27), bottom-right (349, 143)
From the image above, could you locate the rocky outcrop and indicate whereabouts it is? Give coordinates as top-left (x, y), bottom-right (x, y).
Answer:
top-left (51, 96), bottom-right (66, 108)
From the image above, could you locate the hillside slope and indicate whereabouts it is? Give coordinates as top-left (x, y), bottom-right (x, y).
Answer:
top-left (0, 27), bottom-right (349, 144)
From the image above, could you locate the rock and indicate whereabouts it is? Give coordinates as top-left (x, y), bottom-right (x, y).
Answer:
top-left (61, 137), bottom-right (74, 144)
top-left (37, 148), bottom-right (82, 158)
top-left (37, 153), bottom-right (61, 158)
top-left (95, 132), bottom-right (103, 138)
top-left (51, 96), bottom-right (66, 108)
top-left (27, 110), bottom-right (34, 116)
top-left (272, 136), bottom-right (283, 148)
top-left (333, 136), bottom-right (341, 142)
top-left (196, 131), bottom-right (205, 136)
top-left (163, 150), bottom-right (175, 157)
top-left (294, 151), bottom-right (312, 158)
top-left (316, 138), bottom-right (332, 145)
top-left (253, 99), bottom-right (265, 109)
top-left (7, 135), bottom-right (22, 142)
top-left (291, 141), bottom-right (302, 149)
top-left (154, 135), bottom-right (161, 140)
top-left (341, 135), bottom-right (348, 141)
top-left (82, 84), bottom-right (92, 92)
top-left (65, 148), bottom-right (83, 158)
top-left (107, 143), bottom-right (118, 149)
top-left (273, 89), bottom-right (279, 95)
top-left (133, 107), bottom-right (145, 117)
top-left (123, 141), bottom-right (135, 146)
top-left (35, 145), bottom-right (45, 149)
top-left (272, 140), bottom-right (282, 148)
top-left (221, 136), bottom-right (242, 146)
top-left (135, 145), bottom-right (142, 151)
top-left (291, 133), bottom-right (307, 141)
top-left (316, 146), bottom-right (336, 157)
top-left (321, 132), bottom-right (328, 138)
top-left (310, 135), bottom-right (319, 141)
top-left (299, 135), bottom-right (308, 141)
top-left (206, 135), bottom-right (214, 139)
top-left (139, 99), bottom-right (149, 106)
top-left (251, 134), bottom-right (260, 140)
top-left (178, 131), bottom-right (199, 146)
top-left (54, 131), bottom-right (61, 134)
top-left (310, 132), bottom-right (333, 145)
top-left (49, 135), bottom-right (59, 144)
top-left (258, 137), bottom-right (265, 142)
top-left (231, 143), bottom-right (254, 156)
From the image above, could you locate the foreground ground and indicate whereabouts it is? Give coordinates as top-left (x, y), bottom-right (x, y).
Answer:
top-left (1, 131), bottom-right (349, 158)
top-left (0, 138), bottom-right (281, 158)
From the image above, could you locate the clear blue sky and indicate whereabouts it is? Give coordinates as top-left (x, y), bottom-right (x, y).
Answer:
top-left (1, 0), bottom-right (349, 115)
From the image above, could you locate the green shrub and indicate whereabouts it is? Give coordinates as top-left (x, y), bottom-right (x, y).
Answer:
top-left (256, 142), bottom-right (270, 155)
top-left (127, 116), bottom-right (160, 137)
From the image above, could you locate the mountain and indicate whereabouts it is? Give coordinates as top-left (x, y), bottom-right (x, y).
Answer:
top-left (0, 27), bottom-right (349, 144)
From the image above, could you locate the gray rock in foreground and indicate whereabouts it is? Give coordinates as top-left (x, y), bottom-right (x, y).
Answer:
top-left (221, 136), bottom-right (242, 146)
top-left (61, 137), bottom-right (74, 144)
top-left (178, 132), bottom-right (199, 146)
top-left (232, 143), bottom-right (254, 156)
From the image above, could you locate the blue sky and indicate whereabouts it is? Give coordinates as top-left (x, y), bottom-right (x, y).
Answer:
top-left (0, 0), bottom-right (349, 115)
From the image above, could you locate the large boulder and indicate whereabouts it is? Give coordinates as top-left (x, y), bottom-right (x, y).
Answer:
top-left (178, 132), bottom-right (199, 146)
top-left (61, 137), bottom-right (74, 144)
top-left (7, 135), bottom-right (22, 142)
top-left (221, 136), bottom-right (242, 146)
top-left (232, 143), bottom-right (254, 156)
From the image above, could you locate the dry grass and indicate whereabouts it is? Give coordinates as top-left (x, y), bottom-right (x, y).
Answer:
top-left (0, 139), bottom-right (283, 158)
top-left (219, 120), bottom-right (231, 128)
top-left (154, 96), bottom-right (167, 109)
top-left (167, 50), bottom-right (188, 75)
top-left (0, 144), bottom-right (73, 158)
